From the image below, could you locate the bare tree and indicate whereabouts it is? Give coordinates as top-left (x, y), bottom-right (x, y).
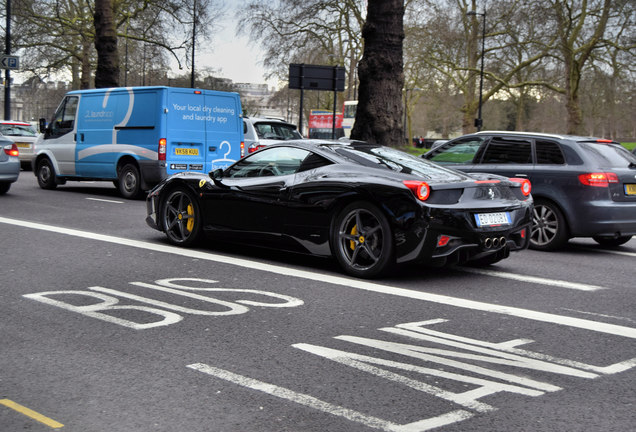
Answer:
top-left (238, 0), bottom-right (365, 99)
top-left (350, 0), bottom-right (405, 144)
top-left (9, 0), bottom-right (222, 88)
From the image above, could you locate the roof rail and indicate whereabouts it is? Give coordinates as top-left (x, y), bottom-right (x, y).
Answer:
top-left (475, 130), bottom-right (566, 139)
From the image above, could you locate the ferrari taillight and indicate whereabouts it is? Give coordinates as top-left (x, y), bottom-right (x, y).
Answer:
top-left (578, 172), bottom-right (618, 187)
top-left (510, 178), bottom-right (531, 196)
top-left (403, 180), bottom-right (430, 201)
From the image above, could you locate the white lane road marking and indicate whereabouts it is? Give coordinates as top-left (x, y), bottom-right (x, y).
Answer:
top-left (2, 216), bottom-right (635, 339)
top-left (186, 363), bottom-right (474, 432)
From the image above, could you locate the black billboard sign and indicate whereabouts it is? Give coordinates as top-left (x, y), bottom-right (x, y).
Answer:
top-left (289, 64), bottom-right (345, 92)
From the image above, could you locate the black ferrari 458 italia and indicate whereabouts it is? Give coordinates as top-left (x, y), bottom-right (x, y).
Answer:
top-left (146, 140), bottom-right (533, 278)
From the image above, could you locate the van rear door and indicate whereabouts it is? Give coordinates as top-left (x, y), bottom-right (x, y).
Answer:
top-left (165, 89), bottom-right (208, 175)
top-left (204, 90), bottom-right (242, 172)
top-left (165, 88), bottom-right (242, 175)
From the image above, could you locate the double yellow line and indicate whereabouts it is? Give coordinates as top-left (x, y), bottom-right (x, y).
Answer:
top-left (0, 399), bottom-right (64, 428)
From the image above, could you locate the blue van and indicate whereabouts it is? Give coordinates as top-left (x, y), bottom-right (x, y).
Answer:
top-left (33, 86), bottom-right (244, 198)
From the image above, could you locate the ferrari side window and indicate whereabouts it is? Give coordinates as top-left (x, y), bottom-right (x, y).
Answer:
top-left (427, 138), bottom-right (484, 164)
top-left (226, 147), bottom-right (310, 178)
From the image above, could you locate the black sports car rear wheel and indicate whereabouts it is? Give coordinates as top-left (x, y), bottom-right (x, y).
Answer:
top-left (161, 187), bottom-right (202, 246)
top-left (331, 201), bottom-right (394, 278)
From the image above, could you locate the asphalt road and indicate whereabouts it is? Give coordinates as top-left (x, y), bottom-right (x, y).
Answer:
top-left (1, 173), bottom-right (635, 432)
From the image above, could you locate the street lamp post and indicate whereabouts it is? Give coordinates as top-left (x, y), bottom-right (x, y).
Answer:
top-left (467, 9), bottom-right (486, 131)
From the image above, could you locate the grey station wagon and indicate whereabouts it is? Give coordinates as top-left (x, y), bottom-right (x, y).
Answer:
top-left (423, 131), bottom-right (636, 250)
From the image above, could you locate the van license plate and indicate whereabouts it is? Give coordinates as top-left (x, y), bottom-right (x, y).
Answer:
top-left (625, 184), bottom-right (636, 195)
top-left (475, 212), bottom-right (511, 227)
top-left (175, 148), bottom-right (199, 156)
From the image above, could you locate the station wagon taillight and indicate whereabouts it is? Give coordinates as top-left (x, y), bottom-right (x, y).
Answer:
top-left (403, 180), bottom-right (430, 201)
top-left (578, 172), bottom-right (618, 187)
top-left (3, 143), bottom-right (18, 157)
top-left (158, 138), bottom-right (167, 161)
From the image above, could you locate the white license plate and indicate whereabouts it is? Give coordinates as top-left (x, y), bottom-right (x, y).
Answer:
top-left (475, 212), bottom-right (511, 227)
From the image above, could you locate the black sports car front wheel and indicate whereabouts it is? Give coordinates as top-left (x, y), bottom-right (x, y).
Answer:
top-left (161, 186), bottom-right (202, 246)
top-left (331, 201), bottom-right (395, 278)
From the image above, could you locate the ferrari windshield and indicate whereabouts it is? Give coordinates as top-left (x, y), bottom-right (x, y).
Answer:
top-left (330, 144), bottom-right (467, 180)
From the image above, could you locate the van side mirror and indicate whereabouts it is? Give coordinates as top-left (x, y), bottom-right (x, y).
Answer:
top-left (38, 118), bottom-right (47, 133)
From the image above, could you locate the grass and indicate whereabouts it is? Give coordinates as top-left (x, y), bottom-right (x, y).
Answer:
top-left (622, 142), bottom-right (635, 152)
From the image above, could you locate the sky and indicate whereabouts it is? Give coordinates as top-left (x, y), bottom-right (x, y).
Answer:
top-left (190, 9), bottom-right (275, 87)
top-left (11, 5), bottom-right (274, 88)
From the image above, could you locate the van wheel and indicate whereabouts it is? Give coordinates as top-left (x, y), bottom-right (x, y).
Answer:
top-left (37, 158), bottom-right (57, 190)
top-left (117, 163), bottom-right (143, 199)
top-left (0, 182), bottom-right (10, 194)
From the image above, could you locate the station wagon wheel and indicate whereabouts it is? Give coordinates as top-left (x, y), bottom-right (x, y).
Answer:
top-left (0, 182), bottom-right (10, 194)
top-left (161, 186), bottom-right (202, 246)
top-left (37, 158), bottom-right (57, 190)
top-left (331, 201), bottom-right (394, 278)
top-left (117, 163), bottom-right (143, 199)
top-left (592, 235), bottom-right (632, 247)
top-left (530, 199), bottom-right (568, 251)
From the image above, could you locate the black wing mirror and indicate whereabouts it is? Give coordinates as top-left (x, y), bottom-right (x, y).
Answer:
top-left (38, 118), bottom-right (48, 134)
top-left (210, 168), bottom-right (224, 180)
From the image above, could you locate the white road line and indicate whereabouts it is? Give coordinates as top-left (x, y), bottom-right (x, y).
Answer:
top-left (459, 268), bottom-right (604, 291)
top-left (186, 363), bottom-right (474, 432)
top-left (2, 216), bottom-right (636, 339)
top-left (86, 197), bottom-right (124, 204)
top-left (580, 247), bottom-right (636, 258)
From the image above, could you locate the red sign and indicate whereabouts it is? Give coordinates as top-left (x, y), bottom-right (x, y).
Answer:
top-left (308, 111), bottom-right (343, 129)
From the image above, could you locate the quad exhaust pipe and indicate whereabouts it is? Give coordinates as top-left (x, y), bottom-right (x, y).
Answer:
top-left (483, 236), bottom-right (507, 249)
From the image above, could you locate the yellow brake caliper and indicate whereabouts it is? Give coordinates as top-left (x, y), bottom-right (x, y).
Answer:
top-left (349, 224), bottom-right (365, 250)
top-left (186, 203), bottom-right (194, 232)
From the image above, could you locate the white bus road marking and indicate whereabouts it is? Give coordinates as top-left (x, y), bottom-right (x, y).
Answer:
top-left (186, 363), bottom-right (474, 432)
top-left (24, 279), bottom-right (304, 330)
top-left (2, 216), bottom-right (636, 339)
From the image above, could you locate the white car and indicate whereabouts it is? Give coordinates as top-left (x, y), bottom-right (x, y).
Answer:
top-left (243, 117), bottom-right (303, 154)
top-left (0, 120), bottom-right (39, 170)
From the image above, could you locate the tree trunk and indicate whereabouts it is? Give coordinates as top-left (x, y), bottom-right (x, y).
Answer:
top-left (350, 0), bottom-right (405, 145)
top-left (94, 0), bottom-right (119, 88)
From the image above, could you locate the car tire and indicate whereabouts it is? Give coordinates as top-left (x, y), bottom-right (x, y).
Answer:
top-left (530, 199), bottom-right (568, 251)
top-left (37, 158), bottom-right (57, 190)
top-left (592, 235), bottom-right (632, 247)
top-left (0, 182), bottom-right (10, 194)
top-left (331, 201), bottom-right (394, 278)
top-left (117, 163), bottom-right (143, 199)
top-left (160, 186), bottom-right (202, 246)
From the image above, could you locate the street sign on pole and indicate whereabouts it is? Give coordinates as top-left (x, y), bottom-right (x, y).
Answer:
top-left (1, 55), bottom-right (19, 70)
